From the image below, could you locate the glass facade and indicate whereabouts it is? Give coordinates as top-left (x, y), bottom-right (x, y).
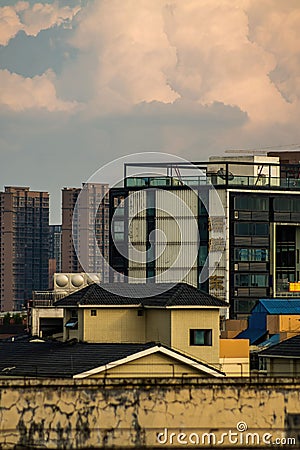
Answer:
top-left (231, 193), bottom-right (300, 317)
top-left (110, 162), bottom-right (300, 319)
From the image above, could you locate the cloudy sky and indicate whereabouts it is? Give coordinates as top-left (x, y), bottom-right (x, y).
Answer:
top-left (1, 0), bottom-right (300, 222)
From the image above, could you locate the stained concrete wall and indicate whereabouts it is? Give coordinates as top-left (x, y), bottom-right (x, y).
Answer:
top-left (1, 378), bottom-right (300, 449)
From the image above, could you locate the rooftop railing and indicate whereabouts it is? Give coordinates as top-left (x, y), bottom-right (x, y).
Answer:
top-left (31, 291), bottom-right (67, 307)
top-left (124, 175), bottom-right (300, 189)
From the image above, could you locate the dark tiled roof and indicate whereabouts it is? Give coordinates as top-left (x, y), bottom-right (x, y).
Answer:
top-left (0, 340), bottom-right (224, 377)
top-left (54, 282), bottom-right (228, 308)
top-left (259, 334), bottom-right (300, 358)
top-left (0, 341), bottom-right (155, 378)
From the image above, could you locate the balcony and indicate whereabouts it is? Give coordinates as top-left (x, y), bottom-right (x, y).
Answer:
top-left (31, 291), bottom-right (67, 307)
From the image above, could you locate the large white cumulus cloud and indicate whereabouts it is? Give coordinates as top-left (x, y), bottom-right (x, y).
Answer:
top-left (1, 0), bottom-right (300, 133)
top-left (69, 0), bottom-right (180, 112)
top-left (0, 69), bottom-right (78, 112)
top-left (0, 1), bottom-right (81, 112)
top-left (64, 0), bottom-right (300, 129)
top-left (0, 1), bottom-right (80, 45)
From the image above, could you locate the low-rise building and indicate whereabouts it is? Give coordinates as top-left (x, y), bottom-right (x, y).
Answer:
top-left (236, 299), bottom-right (300, 345)
top-left (219, 339), bottom-right (249, 377)
top-left (54, 282), bottom-right (228, 369)
top-left (258, 335), bottom-right (300, 377)
top-left (0, 340), bottom-right (225, 378)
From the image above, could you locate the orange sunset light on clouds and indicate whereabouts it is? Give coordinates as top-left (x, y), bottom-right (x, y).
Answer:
top-left (0, 0), bottom-right (300, 222)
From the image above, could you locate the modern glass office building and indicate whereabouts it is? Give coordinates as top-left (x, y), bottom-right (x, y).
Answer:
top-left (109, 154), bottom-right (300, 318)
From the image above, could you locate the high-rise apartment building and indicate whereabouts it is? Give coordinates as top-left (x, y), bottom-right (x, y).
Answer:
top-left (0, 186), bottom-right (49, 311)
top-left (61, 184), bottom-right (109, 282)
top-left (49, 225), bottom-right (62, 272)
top-left (61, 188), bottom-right (81, 273)
top-left (49, 225), bottom-right (62, 288)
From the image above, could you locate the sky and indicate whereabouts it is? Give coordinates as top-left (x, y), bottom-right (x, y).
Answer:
top-left (1, 0), bottom-right (300, 223)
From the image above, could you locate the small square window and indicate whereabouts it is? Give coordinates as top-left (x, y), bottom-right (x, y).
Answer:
top-left (137, 309), bottom-right (144, 317)
top-left (190, 329), bottom-right (212, 346)
top-left (91, 309), bottom-right (97, 316)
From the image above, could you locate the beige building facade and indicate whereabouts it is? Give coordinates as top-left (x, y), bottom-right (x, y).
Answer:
top-left (64, 305), bottom-right (221, 366)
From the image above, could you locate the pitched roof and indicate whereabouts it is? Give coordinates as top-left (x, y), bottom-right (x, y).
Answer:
top-left (54, 282), bottom-right (228, 308)
top-left (257, 299), bottom-right (300, 315)
top-left (236, 328), bottom-right (267, 345)
top-left (0, 340), bottom-right (224, 378)
top-left (259, 334), bottom-right (300, 358)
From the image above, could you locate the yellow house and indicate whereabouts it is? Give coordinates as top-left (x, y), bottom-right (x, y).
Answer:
top-left (54, 282), bottom-right (229, 377)
top-left (0, 340), bottom-right (225, 378)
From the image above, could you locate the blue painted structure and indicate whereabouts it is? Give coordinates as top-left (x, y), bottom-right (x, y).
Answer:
top-left (236, 299), bottom-right (300, 345)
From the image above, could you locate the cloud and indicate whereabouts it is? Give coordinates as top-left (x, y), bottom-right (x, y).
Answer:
top-left (0, 69), bottom-right (78, 112)
top-left (248, 0), bottom-right (300, 104)
top-left (0, 5), bottom-right (23, 46)
top-left (0, 1), bottom-right (80, 46)
top-left (68, 0), bottom-right (180, 113)
top-left (162, 0), bottom-right (297, 125)
top-left (63, 0), bottom-right (300, 128)
top-left (3, 0), bottom-right (299, 127)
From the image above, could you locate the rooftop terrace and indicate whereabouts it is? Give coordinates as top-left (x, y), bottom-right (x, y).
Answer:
top-left (121, 157), bottom-right (300, 190)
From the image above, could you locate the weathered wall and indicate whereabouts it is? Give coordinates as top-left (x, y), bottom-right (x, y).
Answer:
top-left (1, 378), bottom-right (300, 449)
top-left (31, 307), bottom-right (64, 337)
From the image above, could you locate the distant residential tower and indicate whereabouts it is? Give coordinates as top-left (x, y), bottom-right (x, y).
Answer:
top-left (0, 186), bottom-right (49, 311)
top-left (61, 184), bottom-right (109, 282)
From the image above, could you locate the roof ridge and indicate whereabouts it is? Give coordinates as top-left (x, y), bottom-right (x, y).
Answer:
top-left (81, 283), bottom-right (98, 304)
top-left (166, 283), bottom-right (185, 306)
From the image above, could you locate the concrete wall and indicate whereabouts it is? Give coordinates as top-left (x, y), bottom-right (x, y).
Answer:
top-left (171, 309), bottom-right (220, 364)
top-left (31, 307), bottom-right (64, 337)
top-left (1, 378), bottom-right (300, 449)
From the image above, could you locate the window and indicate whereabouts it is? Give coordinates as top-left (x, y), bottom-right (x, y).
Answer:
top-left (234, 197), bottom-right (268, 211)
top-left (190, 329), bottom-right (212, 346)
top-left (70, 309), bottom-right (78, 318)
top-left (91, 309), bottom-right (97, 316)
top-left (235, 248), bottom-right (269, 261)
top-left (113, 195), bottom-right (125, 215)
top-left (114, 195), bottom-right (125, 208)
top-left (235, 274), bottom-right (268, 287)
top-left (259, 357), bottom-right (267, 371)
top-left (235, 223), bottom-right (269, 236)
top-left (198, 246), bottom-right (208, 266)
top-left (113, 220), bottom-right (124, 241)
top-left (274, 197), bottom-right (291, 212)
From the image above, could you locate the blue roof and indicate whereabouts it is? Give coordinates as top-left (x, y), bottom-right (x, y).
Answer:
top-left (236, 328), bottom-right (267, 345)
top-left (257, 333), bottom-right (280, 349)
top-left (254, 299), bottom-right (300, 315)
